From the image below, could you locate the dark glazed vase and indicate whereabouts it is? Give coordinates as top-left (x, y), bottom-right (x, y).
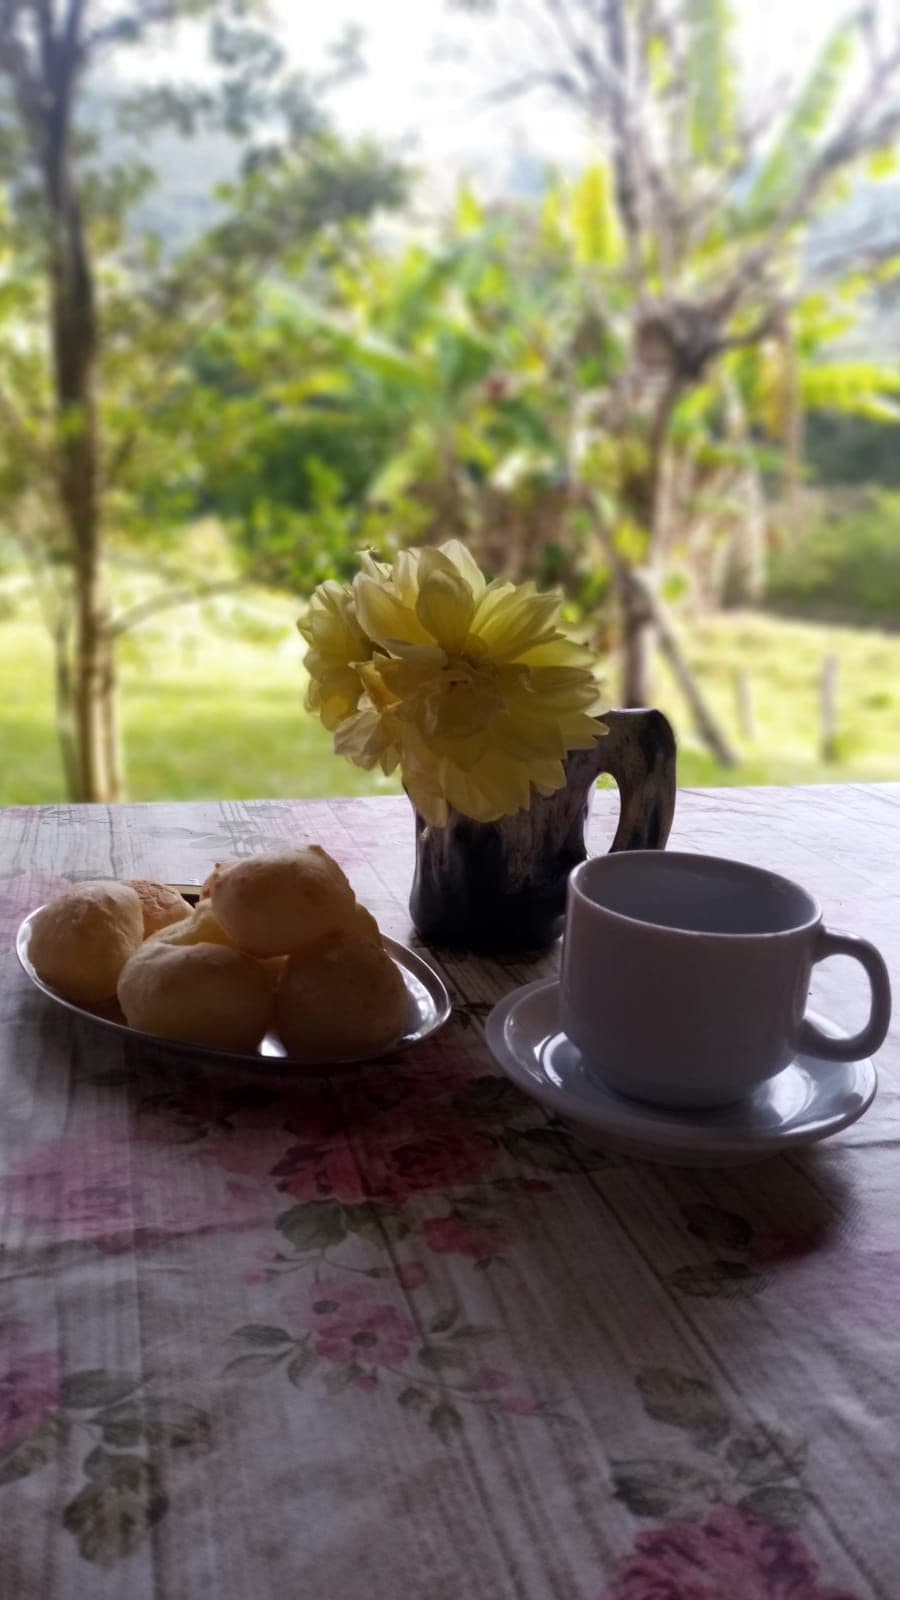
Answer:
top-left (408, 708), bottom-right (677, 953)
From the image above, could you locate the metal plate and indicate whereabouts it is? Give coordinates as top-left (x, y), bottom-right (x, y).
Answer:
top-left (16, 891), bottom-right (451, 1074)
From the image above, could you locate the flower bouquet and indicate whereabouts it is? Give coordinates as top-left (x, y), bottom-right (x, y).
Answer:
top-left (300, 542), bottom-right (675, 952)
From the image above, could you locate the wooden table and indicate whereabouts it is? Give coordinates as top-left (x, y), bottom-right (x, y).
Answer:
top-left (0, 786), bottom-right (897, 1599)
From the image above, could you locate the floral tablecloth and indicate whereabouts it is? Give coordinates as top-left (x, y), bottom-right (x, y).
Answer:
top-left (0, 787), bottom-right (898, 1599)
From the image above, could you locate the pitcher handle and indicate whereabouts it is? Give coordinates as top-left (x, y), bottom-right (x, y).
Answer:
top-left (591, 708), bottom-right (677, 852)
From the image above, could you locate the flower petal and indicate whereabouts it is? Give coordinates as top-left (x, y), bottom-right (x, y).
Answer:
top-left (415, 567), bottom-right (476, 653)
top-left (436, 539), bottom-right (486, 600)
top-left (353, 573), bottom-right (433, 650)
top-left (334, 707), bottom-right (400, 772)
top-left (515, 637), bottom-right (597, 669)
top-left (392, 548), bottom-right (422, 609)
top-left (299, 583), bottom-right (372, 729)
top-left (357, 659), bottom-right (401, 711)
top-left (444, 751), bottom-right (535, 821)
top-left (307, 545), bottom-right (605, 825)
top-left (306, 668), bottom-right (365, 731)
top-left (358, 551), bottom-right (393, 582)
top-left (402, 743), bottom-right (449, 826)
top-left (471, 583), bottom-right (565, 662)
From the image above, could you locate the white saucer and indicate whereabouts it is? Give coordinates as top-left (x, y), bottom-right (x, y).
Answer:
top-left (485, 979), bottom-right (878, 1166)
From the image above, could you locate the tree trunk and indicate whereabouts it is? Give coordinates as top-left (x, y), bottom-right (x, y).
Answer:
top-left (720, 381), bottom-right (767, 605)
top-left (619, 565), bottom-right (657, 706)
top-left (72, 556), bottom-right (111, 800)
top-left (52, 616), bottom-right (80, 799)
top-left (617, 381), bottom-right (681, 706)
top-left (99, 627), bottom-right (124, 802)
top-left (41, 9), bottom-right (114, 801)
top-left (720, 467), bottom-right (767, 606)
top-left (626, 568), bottom-right (738, 767)
top-left (656, 609), bottom-right (738, 768)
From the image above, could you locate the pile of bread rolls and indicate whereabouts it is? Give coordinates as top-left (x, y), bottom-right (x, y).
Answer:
top-left (27, 848), bottom-right (410, 1063)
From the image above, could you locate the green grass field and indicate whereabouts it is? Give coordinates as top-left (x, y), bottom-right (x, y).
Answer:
top-left (1, 592), bottom-right (898, 804)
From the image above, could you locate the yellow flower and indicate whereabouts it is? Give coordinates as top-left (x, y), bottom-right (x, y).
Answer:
top-left (333, 659), bottom-right (402, 775)
top-left (297, 581), bottom-right (371, 732)
top-left (341, 540), bottom-right (604, 825)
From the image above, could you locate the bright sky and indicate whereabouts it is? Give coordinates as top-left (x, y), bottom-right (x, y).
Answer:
top-left (269, 0), bottom-right (851, 179)
top-left (135, 0), bottom-right (859, 201)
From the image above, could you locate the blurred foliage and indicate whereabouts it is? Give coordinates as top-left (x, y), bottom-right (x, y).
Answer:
top-left (768, 489), bottom-right (900, 624)
top-left (185, 166), bottom-right (900, 634)
top-left (178, 0), bottom-right (900, 658)
top-left (806, 412), bottom-right (900, 488)
top-left (3, 0), bottom-right (900, 800)
top-left (193, 176), bottom-right (624, 608)
top-left (0, 0), bottom-right (407, 798)
top-left (2, 598), bottom-right (899, 803)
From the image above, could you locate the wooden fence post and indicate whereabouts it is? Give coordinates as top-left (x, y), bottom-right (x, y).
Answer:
top-left (734, 668), bottom-right (755, 742)
top-left (821, 653), bottom-right (839, 764)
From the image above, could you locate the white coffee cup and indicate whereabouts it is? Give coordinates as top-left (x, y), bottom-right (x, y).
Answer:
top-left (559, 851), bottom-right (892, 1110)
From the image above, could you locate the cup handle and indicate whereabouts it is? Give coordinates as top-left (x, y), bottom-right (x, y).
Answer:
top-left (793, 927), bottom-right (892, 1062)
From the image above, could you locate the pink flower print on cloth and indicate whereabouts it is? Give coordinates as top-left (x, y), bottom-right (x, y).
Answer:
top-left (161, 1080), bottom-right (343, 1153)
top-left (277, 1039), bottom-right (486, 1146)
top-left (0, 1114), bottom-right (281, 1247)
top-left (288, 1280), bottom-right (418, 1370)
top-left (273, 1116), bottom-right (497, 1208)
top-left (394, 1261), bottom-right (428, 1292)
top-left (600, 1506), bottom-right (859, 1600)
top-left (240, 1282), bottom-right (555, 1425)
top-left (330, 1042), bottom-right (483, 1123)
top-left (0, 1321), bottom-right (61, 1455)
top-left (422, 1215), bottom-right (513, 1262)
top-left (315, 1306), bottom-right (417, 1369)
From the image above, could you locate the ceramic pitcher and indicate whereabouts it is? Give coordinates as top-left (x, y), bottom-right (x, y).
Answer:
top-left (408, 708), bottom-right (676, 953)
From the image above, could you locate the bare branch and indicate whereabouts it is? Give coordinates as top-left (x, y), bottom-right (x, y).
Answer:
top-left (83, 2), bottom-right (185, 60)
top-left (717, 306), bottom-right (786, 356)
top-left (600, 0), bottom-right (641, 254)
top-left (545, 0), bottom-right (617, 112)
top-left (646, 378), bottom-right (683, 551)
top-left (484, 69), bottom-right (583, 105)
top-left (810, 228), bottom-right (900, 281)
top-left (35, 0), bottom-right (55, 79)
top-left (734, 76), bottom-right (793, 164)
top-left (712, 45), bottom-right (900, 319)
top-left (63, 0), bottom-right (88, 64)
top-left (110, 579), bottom-right (249, 638)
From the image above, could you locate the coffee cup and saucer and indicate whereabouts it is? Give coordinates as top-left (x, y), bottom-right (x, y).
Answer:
top-left (485, 852), bottom-right (892, 1166)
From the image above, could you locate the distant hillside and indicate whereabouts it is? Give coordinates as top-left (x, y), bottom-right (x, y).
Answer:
top-left (84, 78), bottom-right (900, 368)
top-left (132, 125), bottom-right (240, 251)
top-left (809, 180), bottom-right (900, 358)
top-left (85, 82), bottom-right (241, 253)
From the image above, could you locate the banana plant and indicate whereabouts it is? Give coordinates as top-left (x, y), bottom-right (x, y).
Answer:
top-left (438, 0), bottom-right (900, 711)
top-left (199, 0), bottom-right (900, 751)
